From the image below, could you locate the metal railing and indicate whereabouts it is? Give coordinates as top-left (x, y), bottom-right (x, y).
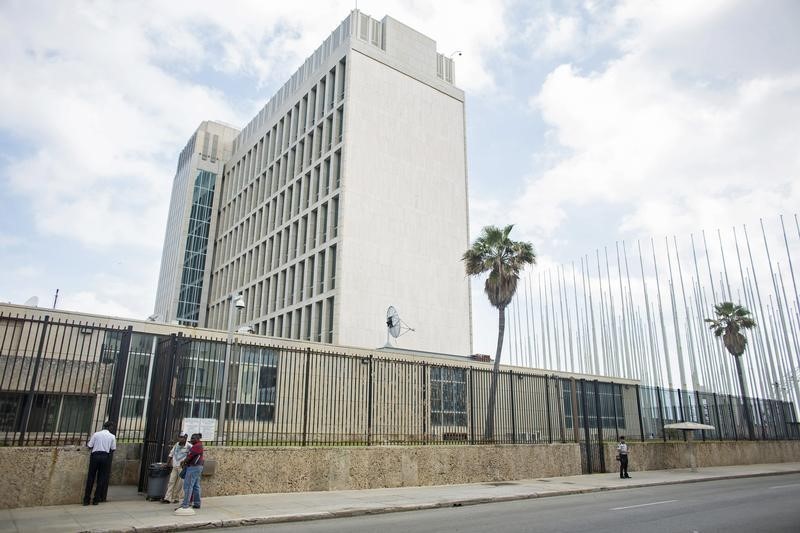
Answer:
top-left (1, 312), bottom-right (797, 447)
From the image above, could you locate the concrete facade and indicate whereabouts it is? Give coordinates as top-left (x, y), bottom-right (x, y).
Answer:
top-left (155, 10), bottom-right (472, 355)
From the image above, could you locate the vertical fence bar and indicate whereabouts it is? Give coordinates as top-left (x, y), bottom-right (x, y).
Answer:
top-left (17, 316), bottom-right (50, 446)
top-left (729, 394), bottom-right (739, 440)
top-left (695, 390), bottom-right (705, 441)
top-left (468, 367), bottom-right (475, 445)
top-left (713, 393), bottom-right (722, 440)
top-left (556, 377), bottom-right (565, 443)
top-left (366, 355), bottom-right (373, 446)
top-left (571, 378), bottom-right (580, 443)
top-left (422, 362), bottom-right (429, 444)
top-left (580, 380), bottom-right (592, 473)
top-left (612, 383), bottom-right (620, 441)
top-left (656, 386), bottom-right (666, 441)
top-left (301, 348), bottom-right (311, 446)
top-left (545, 375), bottom-right (553, 443)
top-left (509, 370), bottom-right (516, 444)
top-left (593, 380), bottom-right (606, 472)
top-left (107, 326), bottom-right (133, 429)
top-left (635, 385), bottom-right (645, 442)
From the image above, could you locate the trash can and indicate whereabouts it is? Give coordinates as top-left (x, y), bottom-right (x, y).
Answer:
top-left (146, 463), bottom-right (172, 501)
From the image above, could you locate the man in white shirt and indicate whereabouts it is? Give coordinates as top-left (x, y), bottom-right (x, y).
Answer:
top-left (617, 436), bottom-right (631, 479)
top-left (83, 421), bottom-right (117, 505)
top-left (161, 432), bottom-right (190, 504)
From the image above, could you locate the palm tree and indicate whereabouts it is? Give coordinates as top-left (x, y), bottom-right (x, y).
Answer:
top-left (704, 301), bottom-right (757, 439)
top-left (463, 224), bottom-right (536, 440)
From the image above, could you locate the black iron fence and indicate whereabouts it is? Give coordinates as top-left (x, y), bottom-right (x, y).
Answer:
top-left (1, 312), bottom-right (798, 449)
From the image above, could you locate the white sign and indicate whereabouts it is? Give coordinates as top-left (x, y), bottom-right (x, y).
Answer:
top-left (182, 418), bottom-right (217, 442)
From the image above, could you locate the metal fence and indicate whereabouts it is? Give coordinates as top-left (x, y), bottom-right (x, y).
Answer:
top-left (1, 313), bottom-right (797, 450)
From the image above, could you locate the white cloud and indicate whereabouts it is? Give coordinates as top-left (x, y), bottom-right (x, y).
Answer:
top-left (537, 14), bottom-right (582, 57)
top-left (513, 0), bottom-right (800, 242)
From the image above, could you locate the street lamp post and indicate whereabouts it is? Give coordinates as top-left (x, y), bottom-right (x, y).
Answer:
top-left (218, 293), bottom-right (245, 444)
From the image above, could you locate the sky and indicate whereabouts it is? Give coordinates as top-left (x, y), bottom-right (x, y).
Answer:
top-left (1, 0), bottom-right (799, 358)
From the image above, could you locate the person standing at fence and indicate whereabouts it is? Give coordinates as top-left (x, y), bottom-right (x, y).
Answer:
top-left (617, 436), bottom-right (630, 479)
top-left (83, 421), bottom-right (117, 505)
top-left (174, 433), bottom-right (204, 515)
top-left (161, 432), bottom-right (190, 504)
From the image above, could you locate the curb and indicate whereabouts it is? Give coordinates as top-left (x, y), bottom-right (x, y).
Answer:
top-left (82, 470), bottom-right (800, 533)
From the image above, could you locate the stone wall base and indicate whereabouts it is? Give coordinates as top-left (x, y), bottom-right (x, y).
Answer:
top-left (1, 440), bottom-right (798, 509)
top-left (603, 439), bottom-right (800, 474)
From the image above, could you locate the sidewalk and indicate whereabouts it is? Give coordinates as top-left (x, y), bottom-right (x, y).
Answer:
top-left (3, 463), bottom-right (799, 533)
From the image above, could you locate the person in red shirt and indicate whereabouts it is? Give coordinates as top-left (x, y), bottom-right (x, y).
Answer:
top-left (174, 433), bottom-right (204, 515)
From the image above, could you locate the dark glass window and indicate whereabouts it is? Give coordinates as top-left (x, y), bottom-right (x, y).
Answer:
top-left (430, 367), bottom-right (467, 426)
top-left (233, 348), bottom-right (278, 421)
top-left (0, 392), bottom-right (93, 433)
top-left (177, 170), bottom-right (218, 325)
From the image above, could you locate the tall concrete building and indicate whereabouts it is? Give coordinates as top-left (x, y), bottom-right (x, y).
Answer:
top-left (155, 10), bottom-right (472, 355)
top-left (154, 121), bottom-right (240, 326)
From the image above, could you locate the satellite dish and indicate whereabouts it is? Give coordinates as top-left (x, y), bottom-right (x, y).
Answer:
top-left (384, 306), bottom-right (414, 347)
top-left (386, 306), bottom-right (401, 338)
top-left (24, 296), bottom-right (39, 307)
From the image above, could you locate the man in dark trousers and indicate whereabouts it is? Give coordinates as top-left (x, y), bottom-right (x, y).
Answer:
top-left (83, 421), bottom-right (117, 505)
top-left (617, 435), bottom-right (631, 479)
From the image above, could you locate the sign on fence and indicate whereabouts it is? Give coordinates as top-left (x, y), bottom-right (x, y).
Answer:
top-left (182, 418), bottom-right (217, 441)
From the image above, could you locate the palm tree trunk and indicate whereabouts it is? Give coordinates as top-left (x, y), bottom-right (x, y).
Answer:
top-left (733, 354), bottom-right (755, 440)
top-left (484, 306), bottom-right (505, 440)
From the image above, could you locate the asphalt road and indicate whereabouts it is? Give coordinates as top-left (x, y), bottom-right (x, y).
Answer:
top-left (215, 474), bottom-right (800, 533)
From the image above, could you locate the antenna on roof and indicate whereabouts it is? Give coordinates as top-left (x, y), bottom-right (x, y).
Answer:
top-left (384, 306), bottom-right (415, 347)
top-left (52, 289), bottom-right (59, 309)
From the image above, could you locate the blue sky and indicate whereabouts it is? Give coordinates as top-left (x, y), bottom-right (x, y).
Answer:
top-left (1, 0), bottom-right (799, 357)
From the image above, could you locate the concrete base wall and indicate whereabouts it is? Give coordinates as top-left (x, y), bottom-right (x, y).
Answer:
top-left (0, 444), bottom-right (141, 509)
top-left (2, 440), bottom-right (799, 509)
top-left (200, 444), bottom-right (581, 497)
top-left (603, 440), bottom-right (800, 474)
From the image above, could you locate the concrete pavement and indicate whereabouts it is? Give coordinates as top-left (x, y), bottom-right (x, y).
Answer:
top-left (2, 463), bottom-right (799, 533)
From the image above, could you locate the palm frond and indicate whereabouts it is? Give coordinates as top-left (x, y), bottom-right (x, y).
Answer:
top-left (463, 224), bottom-right (536, 311)
top-left (704, 301), bottom-right (757, 356)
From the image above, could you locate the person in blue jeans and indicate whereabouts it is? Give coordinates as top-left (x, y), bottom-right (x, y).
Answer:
top-left (174, 433), bottom-right (204, 515)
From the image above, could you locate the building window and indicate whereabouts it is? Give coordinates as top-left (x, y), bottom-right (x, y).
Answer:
top-left (176, 170), bottom-right (218, 326)
top-left (235, 347), bottom-right (278, 422)
top-left (325, 296), bottom-right (334, 343)
top-left (328, 245), bottom-right (337, 290)
top-left (331, 196), bottom-right (339, 237)
top-left (304, 304), bottom-right (312, 340)
top-left (430, 367), bottom-right (467, 427)
top-left (0, 392), bottom-right (94, 433)
top-left (314, 301), bottom-right (323, 342)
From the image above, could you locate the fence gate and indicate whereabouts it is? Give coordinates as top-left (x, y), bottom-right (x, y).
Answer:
top-left (138, 334), bottom-right (186, 492)
top-left (578, 380), bottom-right (607, 474)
